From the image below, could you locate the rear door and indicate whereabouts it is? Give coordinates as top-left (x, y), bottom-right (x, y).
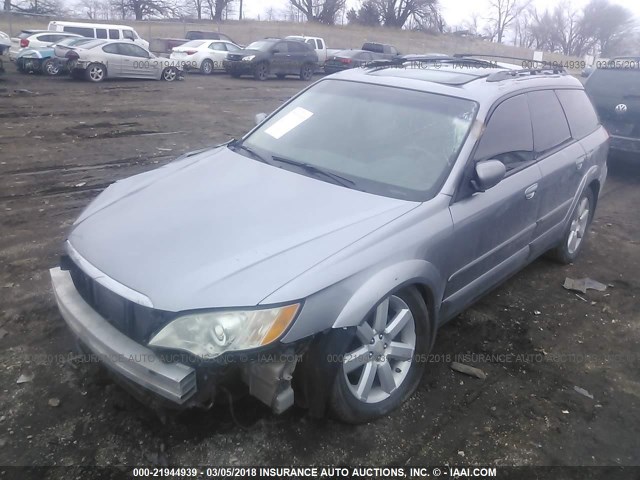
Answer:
top-left (444, 94), bottom-right (541, 315)
top-left (526, 89), bottom-right (579, 254)
top-left (271, 41), bottom-right (290, 74)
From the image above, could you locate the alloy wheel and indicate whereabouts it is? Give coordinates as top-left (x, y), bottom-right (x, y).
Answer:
top-left (342, 295), bottom-right (416, 404)
top-left (567, 197), bottom-right (590, 254)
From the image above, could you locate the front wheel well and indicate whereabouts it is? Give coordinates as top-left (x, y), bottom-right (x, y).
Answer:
top-left (588, 179), bottom-right (600, 211)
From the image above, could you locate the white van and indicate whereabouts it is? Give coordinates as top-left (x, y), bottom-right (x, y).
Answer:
top-left (48, 21), bottom-right (149, 49)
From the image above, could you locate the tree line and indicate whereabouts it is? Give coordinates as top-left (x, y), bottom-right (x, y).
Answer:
top-left (3, 0), bottom-right (636, 57)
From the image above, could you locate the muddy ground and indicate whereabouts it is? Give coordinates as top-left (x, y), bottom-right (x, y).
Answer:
top-left (0, 63), bottom-right (639, 472)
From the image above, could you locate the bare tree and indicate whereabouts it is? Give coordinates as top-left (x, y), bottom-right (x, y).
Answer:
top-left (371, 0), bottom-right (439, 28)
top-left (289, 0), bottom-right (346, 25)
top-left (486, 0), bottom-right (531, 43)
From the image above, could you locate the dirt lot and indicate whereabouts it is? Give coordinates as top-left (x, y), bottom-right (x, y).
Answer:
top-left (0, 62), bottom-right (639, 472)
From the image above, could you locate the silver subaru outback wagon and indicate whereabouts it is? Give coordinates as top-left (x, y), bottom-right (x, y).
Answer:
top-left (50, 57), bottom-right (608, 423)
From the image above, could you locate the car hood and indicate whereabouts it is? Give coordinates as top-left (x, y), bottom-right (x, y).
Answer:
top-left (68, 146), bottom-right (416, 311)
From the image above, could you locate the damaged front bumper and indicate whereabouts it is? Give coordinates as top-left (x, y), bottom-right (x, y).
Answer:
top-left (50, 267), bottom-right (301, 413)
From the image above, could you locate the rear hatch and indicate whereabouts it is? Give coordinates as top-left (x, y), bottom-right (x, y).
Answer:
top-left (585, 67), bottom-right (640, 138)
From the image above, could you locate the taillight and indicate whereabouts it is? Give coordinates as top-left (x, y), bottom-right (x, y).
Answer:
top-left (185, 50), bottom-right (197, 55)
top-left (20, 38), bottom-right (29, 48)
top-left (340, 58), bottom-right (352, 64)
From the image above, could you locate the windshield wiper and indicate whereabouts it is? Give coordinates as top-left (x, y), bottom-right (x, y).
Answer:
top-left (271, 155), bottom-right (356, 188)
top-left (229, 141), bottom-right (273, 165)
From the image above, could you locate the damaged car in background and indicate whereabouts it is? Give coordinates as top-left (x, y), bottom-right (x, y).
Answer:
top-left (64, 39), bottom-right (184, 82)
top-left (50, 57), bottom-right (608, 423)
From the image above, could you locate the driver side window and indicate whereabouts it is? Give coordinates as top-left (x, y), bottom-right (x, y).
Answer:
top-left (474, 94), bottom-right (534, 172)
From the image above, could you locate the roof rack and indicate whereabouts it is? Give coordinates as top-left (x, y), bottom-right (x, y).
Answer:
top-left (486, 66), bottom-right (567, 82)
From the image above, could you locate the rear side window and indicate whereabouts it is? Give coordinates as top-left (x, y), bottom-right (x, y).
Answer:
top-left (109, 29), bottom-right (120, 39)
top-left (556, 89), bottom-right (600, 140)
top-left (96, 29), bottom-right (107, 39)
top-left (475, 94), bottom-right (534, 171)
top-left (363, 43), bottom-right (383, 53)
top-left (64, 26), bottom-right (94, 37)
top-left (102, 43), bottom-right (119, 54)
top-left (527, 90), bottom-right (572, 155)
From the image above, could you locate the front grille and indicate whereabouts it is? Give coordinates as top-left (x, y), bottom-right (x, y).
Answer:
top-left (63, 255), bottom-right (174, 343)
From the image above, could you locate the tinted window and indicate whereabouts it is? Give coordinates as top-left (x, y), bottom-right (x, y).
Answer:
top-left (475, 94), bottom-right (534, 171)
top-left (96, 29), bottom-right (107, 39)
top-left (102, 43), bottom-right (119, 54)
top-left (64, 27), bottom-right (94, 37)
top-left (527, 90), bottom-right (571, 155)
top-left (363, 43), bottom-right (383, 53)
top-left (246, 40), bottom-right (276, 51)
top-left (38, 34), bottom-right (68, 42)
top-left (274, 42), bottom-right (288, 53)
top-left (288, 41), bottom-right (306, 53)
top-left (123, 30), bottom-right (135, 40)
top-left (109, 29), bottom-right (120, 39)
top-left (556, 89), bottom-right (600, 140)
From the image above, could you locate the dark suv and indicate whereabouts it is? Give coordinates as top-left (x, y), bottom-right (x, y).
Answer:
top-left (585, 58), bottom-right (640, 153)
top-left (223, 38), bottom-right (318, 80)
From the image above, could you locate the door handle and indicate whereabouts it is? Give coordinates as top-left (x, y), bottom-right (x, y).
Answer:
top-left (524, 183), bottom-right (538, 200)
top-left (576, 155), bottom-right (586, 171)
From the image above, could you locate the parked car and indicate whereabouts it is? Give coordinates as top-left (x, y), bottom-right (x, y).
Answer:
top-left (65, 39), bottom-right (183, 82)
top-left (16, 35), bottom-right (92, 75)
top-left (48, 21), bottom-right (149, 49)
top-left (585, 57), bottom-right (640, 153)
top-left (324, 49), bottom-right (384, 74)
top-left (223, 38), bottom-right (318, 80)
top-left (50, 57), bottom-right (608, 423)
top-left (362, 42), bottom-right (401, 59)
top-left (0, 31), bottom-right (10, 55)
top-left (9, 30), bottom-right (80, 61)
top-left (169, 39), bottom-right (242, 74)
top-left (150, 31), bottom-right (238, 56)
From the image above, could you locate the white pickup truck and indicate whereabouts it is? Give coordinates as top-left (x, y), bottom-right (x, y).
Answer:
top-left (285, 35), bottom-right (342, 64)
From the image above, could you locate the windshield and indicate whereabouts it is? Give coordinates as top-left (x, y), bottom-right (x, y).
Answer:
top-left (241, 79), bottom-right (477, 200)
top-left (586, 67), bottom-right (640, 98)
top-left (246, 40), bottom-right (275, 51)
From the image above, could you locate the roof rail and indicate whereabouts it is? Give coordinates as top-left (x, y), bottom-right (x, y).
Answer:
top-left (365, 55), bottom-right (503, 70)
top-left (453, 53), bottom-right (545, 65)
top-left (486, 66), bottom-right (567, 82)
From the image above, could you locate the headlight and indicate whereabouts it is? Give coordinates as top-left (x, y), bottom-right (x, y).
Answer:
top-left (242, 55), bottom-right (255, 61)
top-left (148, 304), bottom-right (300, 358)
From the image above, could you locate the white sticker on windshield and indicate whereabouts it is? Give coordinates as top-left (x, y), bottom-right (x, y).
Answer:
top-left (264, 107), bottom-right (313, 139)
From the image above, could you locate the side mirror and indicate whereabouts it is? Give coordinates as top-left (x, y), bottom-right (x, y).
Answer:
top-left (472, 159), bottom-right (506, 192)
top-left (254, 112), bottom-right (267, 125)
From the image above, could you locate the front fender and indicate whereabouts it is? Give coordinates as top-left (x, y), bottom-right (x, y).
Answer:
top-left (332, 259), bottom-right (444, 329)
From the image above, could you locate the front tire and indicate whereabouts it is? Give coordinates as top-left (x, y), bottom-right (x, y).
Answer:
top-left (85, 63), bottom-right (106, 82)
top-left (42, 58), bottom-right (60, 76)
top-left (253, 61), bottom-right (269, 81)
top-left (329, 287), bottom-right (430, 423)
top-left (162, 66), bottom-right (178, 82)
top-left (300, 63), bottom-right (314, 81)
top-left (549, 188), bottom-right (595, 264)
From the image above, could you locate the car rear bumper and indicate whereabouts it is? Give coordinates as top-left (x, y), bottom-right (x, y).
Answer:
top-left (609, 135), bottom-right (640, 153)
top-left (50, 267), bottom-right (198, 404)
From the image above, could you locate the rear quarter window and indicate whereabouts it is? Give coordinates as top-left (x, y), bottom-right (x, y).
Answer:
top-left (526, 90), bottom-right (572, 155)
top-left (556, 89), bottom-right (600, 140)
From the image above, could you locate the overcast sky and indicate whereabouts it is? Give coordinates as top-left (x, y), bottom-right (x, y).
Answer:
top-left (240, 0), bottom-right (640, 27)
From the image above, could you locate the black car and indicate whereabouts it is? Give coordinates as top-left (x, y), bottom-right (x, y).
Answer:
top-left (362, 42), bottom-right (401, 59)
top-left (585, 58), bottom-right (640, 153)
top-left (324, 49), bottom-right (384, 74)
top-left (223, 38), bottom-right (318, 81)
top-left (185, 30), bottom-right (236, 44)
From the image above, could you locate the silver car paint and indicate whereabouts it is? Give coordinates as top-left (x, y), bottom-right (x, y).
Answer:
top-left (66, 69), bottom-right (609, 348)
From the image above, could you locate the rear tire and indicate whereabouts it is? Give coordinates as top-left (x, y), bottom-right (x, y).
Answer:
top-left (85, 63), bottom-right (106, 83)
top-left (548, 188), bottom-right (595, 264)
top-left (162, 66), bottom-right (178, 82)
top-left (328, 287), bottom-right (430, 423)
top-left (200, 59), bottom-right (214, 75)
